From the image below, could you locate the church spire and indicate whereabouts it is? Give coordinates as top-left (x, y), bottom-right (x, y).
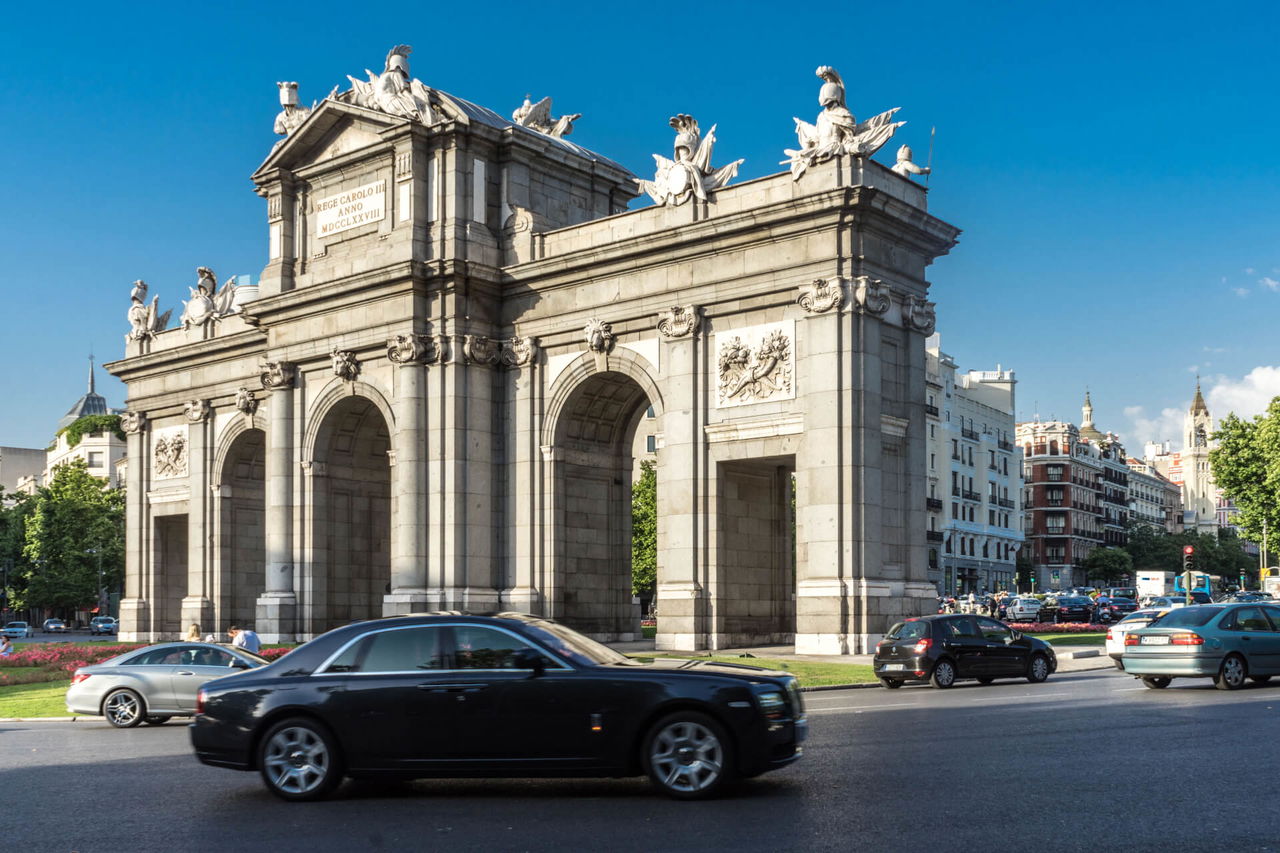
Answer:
top-left (1081, 389), bottom-right (1094, 428)
top-left (87, 353), bottom-right (96, 395)
top-left (1190, 376), bottom-right (1208, 416)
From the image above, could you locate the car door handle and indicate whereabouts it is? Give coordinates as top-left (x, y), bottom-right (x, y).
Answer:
top-left (176, 671), bottom-right (196, 676)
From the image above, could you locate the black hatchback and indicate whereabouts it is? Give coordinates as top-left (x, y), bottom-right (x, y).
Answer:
top-left (190, 613), bottom-right (805, 801)
top-left (873, 614), bottom-right (1057, 689)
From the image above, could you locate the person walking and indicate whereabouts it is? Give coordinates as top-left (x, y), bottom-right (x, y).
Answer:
top-left (228, 625), bottom-right (261, 654)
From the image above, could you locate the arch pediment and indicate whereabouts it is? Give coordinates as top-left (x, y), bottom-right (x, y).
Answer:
top-left (254, 100), bottom-right (410, 178)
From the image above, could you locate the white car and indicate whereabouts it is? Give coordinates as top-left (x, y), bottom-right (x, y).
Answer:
top-left (1140, 596), bottom-right (1189, 610)
top-left (1105, 608), bottom-right (1170, 668)
top-left (1004, 597), bottom-right (1043, 622)
top-left (2, 621), bottom-right (34, 639)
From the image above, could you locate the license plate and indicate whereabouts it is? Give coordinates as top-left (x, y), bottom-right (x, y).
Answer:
top-left (1142, 635), bottom-right (1170, 645)
top-left (882, 663), bottom-right (906, 671)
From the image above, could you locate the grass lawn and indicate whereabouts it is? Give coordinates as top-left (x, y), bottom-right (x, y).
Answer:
top-left (1026, 632), bottom-right (1106, 646)
top-left (0, 679), bottom-right (72, 718)
top-left (638, 654), bottom-right (876, 688)
top-left (642, 625), bottom-right (656, 639)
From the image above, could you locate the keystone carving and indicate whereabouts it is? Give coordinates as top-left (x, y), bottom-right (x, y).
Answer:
top-left (120, 411), bottom-right (147, 434)
top-left (657, 305), bottom-right (700, 338)
top-left (853, 276), bottom-right (892, 316)
top-left (463, 335), bottom-right (501, 366)
top-left (585, 319), bottom-right (615, 353)
top-left (234, 388), bottom-right (259, 417)
top-left (183, 399), bottom-right (212, 423)
top-left (260, 360), bottom-right (297, 390)
top-left (797, 279), bottom-right (843, 314)
top-left (500, 336), bottom-right (538, 368)
top-left (331, 349), bottom-right (360, 380)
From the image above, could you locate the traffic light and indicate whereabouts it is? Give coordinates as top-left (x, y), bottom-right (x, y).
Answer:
top-left (1183, 545), bottom-right (1196, 571)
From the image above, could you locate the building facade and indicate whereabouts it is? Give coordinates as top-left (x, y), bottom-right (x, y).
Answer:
top-left (925, 337), bottom-right (1022, 594)
top-left (1018, 396), bottom-right (1129, 589)
top-left (105, 50), bottom-right (960, 654)
top-left (1126, 457), bottom-right (1183, 533)
top-left (1144, 383), bottom-right (1221, 534)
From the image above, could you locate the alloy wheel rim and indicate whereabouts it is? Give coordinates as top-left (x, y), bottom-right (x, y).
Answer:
top-left (650, 721), bottom-right (723, 793)
top-left (1224, 658), bottom-right (1244, 686)
top-left (937, 663), bottom-right (954, 685)
top-left (106, 692), bottom-right (139, 725)
top-left (1033, 658), bottom-right (1048, 680)
top-left (264, 727), bottom-right (330, 794)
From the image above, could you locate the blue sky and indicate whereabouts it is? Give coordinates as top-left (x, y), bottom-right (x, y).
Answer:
top-left (2, 1), bottom-right (1279, 450)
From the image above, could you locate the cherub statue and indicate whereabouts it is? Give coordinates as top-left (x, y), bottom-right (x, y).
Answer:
top-left (891, 144), bottom-right (931, 180)
top-left (637, 115), bottom-right (744, 206)
top-left (344, 45), bottom-right (438, 124)
top-left (782, 66), bottom-right (905, 180)
top-left (511, 94), bottom-right (581, 139)
top-left (126, 280), bottom-right (172, 341)
top-left (273, 82), bottom-right (312, 137)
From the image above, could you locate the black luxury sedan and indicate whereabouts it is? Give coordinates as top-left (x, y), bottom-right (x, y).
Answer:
top-left (873, 614), bottom-right (1057, 688)
top-left (190, 613), bottom-right (805, 801)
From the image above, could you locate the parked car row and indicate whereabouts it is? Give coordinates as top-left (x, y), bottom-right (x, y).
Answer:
top-left (2, 617), bottom-right (118, 636)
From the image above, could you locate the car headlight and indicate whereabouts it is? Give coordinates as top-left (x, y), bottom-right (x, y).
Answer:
top-left (757, 691), bottom-right (786, 720)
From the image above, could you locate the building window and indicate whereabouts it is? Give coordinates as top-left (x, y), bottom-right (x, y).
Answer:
top-left (930, 453), bottom-right (936, 470)
top-left (646, 406), bottom-right (655, 419)
top-left (645, 435), bottom-right (656, 453)
top-left (87, 451), bottom-right (104, 468)
top-left (952, 502), bottom-right (958, 519)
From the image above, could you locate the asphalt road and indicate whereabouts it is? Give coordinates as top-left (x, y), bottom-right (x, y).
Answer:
top-left (4, 669), bottom-right (1280, 853)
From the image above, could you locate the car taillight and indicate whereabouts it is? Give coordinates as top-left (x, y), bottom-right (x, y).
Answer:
top-left (196, 688), bottom-right (206, 715)
top-left (912, 638), bottom-right (932, 655)
top-left (1170, 633), bottom-right (1204, 645)
top-left (1124, 634), bottom-right (1140, 646)
top-left (1106, 629), bottom-right (1113, 640)
top-left (71, 671), bottom-right (91, 685)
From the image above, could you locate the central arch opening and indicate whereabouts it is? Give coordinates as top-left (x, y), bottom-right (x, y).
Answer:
top-left (312, 396), bottom-right (391, 633)
top-left (551, 371), bottom-right (652, 641)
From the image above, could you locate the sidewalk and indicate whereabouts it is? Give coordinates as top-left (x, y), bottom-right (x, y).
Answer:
top-left (610, 640), bottom-right (1113, 674)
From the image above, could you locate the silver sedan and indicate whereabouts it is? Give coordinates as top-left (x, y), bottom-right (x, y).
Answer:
top-left (66, 643), bottom-right (268, 728)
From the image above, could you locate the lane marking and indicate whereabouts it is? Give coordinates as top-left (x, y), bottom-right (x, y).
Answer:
top-left (969, 691), bottom-right (1069, 702)
top-left (807, 703), bottom-right (923, 713)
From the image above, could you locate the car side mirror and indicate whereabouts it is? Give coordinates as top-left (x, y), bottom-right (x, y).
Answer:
top-left (513, 648), bottom-right (546, 677)
top-left (231, 660), bottom-right (251, 670)
top-left (1010, 631), bottom-right (1022, 641)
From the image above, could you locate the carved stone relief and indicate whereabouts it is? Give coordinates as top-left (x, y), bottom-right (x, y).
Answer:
top-left (853, 276), bottom-right (892, 316)
top-left (331, 349), bottom-right (359, 380)
top-left (797, 279), bottom-right (843, 314)
top-left (120, 411), bottom-right (147, 434)
top-left (462, 335), bottom-right (500, 366)
top-left (260, 361), bottom-right (297, 390)
top-left (500, 336), bottom-right (538, 368)
top-left (715, 321), bottom-right (795, 408)
top-left (126, 280), bottom-right (172, 341)
top-left (783, 66), bottom-right (905, 180)
top-left (183, 399), bottom-right (211, 423)
top-left (235, 388), bottom-right (259, 417)
top-left (657, 305), bottom-right (700, 339)
top-left (637, 115), bottom-right (743, 206)
top-left (153, 427), bottom-right (189, 479)
top-left (585, 319), bottom-right (615, 353)
top-left (906, 295), bottom-right (937, 334)
top-left (386, 333), bottom-right (438, 365)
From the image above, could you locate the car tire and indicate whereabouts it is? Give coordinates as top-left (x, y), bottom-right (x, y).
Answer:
top-left (1026, 654), bottom-right (1051, 684)
top-left (258, 717), bottom-right (344, 802)
top-left (1249, 675), bottom-right (1272, 684)
top-left (977, 677), bottom-right (995, 685)
top-left (642, 711), bottom-right (734, 800)
top-left (144, 715), bottom-right (171, 726)
top-left (930, 659), bottom-right (956, 689)
top-left (879, 678), bottom-right (903, 689)
top-left (1215, 654), bottom-right (1247, 691)
top-left (103, 689), bottom-right (145, 728)
top-left (1141, 676), bottom-right (1171, 689)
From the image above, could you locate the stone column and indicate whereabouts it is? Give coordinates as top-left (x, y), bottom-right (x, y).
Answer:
top-left (655, 306), bottom-right (708, 650)
top-left (119, 412), bottom-right (149, 642)
top-left (256, 362), bottom-right (297, 642)
top-left (503, 337), bottom-right (542, 614)
top-left (901, 295), bottom-right (940, 606)
top-left (385, 336), bottom-right (431, 614)
top-left (181, 400), bottom-right (215, 635)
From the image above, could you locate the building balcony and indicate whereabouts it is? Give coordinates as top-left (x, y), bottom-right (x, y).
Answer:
top-left (998, 439), bottom-right (1013, 451)
top-left (951, 486), bottom-right (961, 497)
top-left (997, 497), bottom-right (1015, 509)
top-left (962, 428), bottom-right (979, 440)
top-left (926, 497), bottom-right (944, 510)
top-left (926, 531), bottom-right (945, 543)
top-left (962, 490), bottom-right (981, 502)
top-left (925, 404), bottom-right (940, 417)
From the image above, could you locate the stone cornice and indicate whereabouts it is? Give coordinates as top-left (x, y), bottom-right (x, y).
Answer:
top-left (103, 327), bottom-right (266, 384)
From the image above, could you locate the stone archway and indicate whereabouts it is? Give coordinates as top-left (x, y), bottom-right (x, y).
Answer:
top-left (215, 428), bottom-right (265, 629)
top-left (549, 370), bottom-right (652, 640)
top-left (310, 395), bottom-right (391, 633)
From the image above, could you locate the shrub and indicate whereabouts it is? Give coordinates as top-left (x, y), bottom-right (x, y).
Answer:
top-left (1007, 622), bottom-right (1104, 633)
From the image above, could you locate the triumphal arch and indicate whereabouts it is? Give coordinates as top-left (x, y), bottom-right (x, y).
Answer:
top-left (107, 49), bottom-right (958, 653)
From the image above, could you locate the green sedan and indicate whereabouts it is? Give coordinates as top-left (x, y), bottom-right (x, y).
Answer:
top-left (1122, 603), bottom-right (1280, 690)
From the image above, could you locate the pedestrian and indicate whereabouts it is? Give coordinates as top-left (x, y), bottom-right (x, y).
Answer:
top-left (185, 623), bottom-right (202, 642)
top-left (228, 625), bottom-right (261, 654)
top-left (0, 635), bottom-right (12, 657)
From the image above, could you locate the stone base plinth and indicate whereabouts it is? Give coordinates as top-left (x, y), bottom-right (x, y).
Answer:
top-left (255, 591), bottom-right (297, 644)
top-left (180, 596), bottom-right (215, 639)
top-left (382, 590), bottom-right (434, 617)
top-left (502, 587), bottom-right (543, 616)
top-left (795, 577), bottom-right (937, 654)
top-left (655, 581), bottom-right (708, 650)
top-left (118, 597), bottom-right (150, 643)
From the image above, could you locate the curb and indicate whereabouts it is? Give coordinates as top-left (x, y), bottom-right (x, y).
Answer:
top-left (0, 716), bottom-right (104, 722)
top-left (1061, 649), bottom-right (1101, 659)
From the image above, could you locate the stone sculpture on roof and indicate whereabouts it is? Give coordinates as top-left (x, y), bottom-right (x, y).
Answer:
top-left (340, 44), bottom-right (439, 124)
top-left (273, 82), bottom-right (313, 138)
top-left (783, 66), bottom-right (904, 180)
top-left (891, 144), bottom-right (931, 180)
top-left (126, 280), bottom-right (172, 341)
top-left (180, 267), bottom-right (238, 330)
top-left (512, 94), bottom-right (580, 139)
top-left (637, 114), bottom-right (743, 206)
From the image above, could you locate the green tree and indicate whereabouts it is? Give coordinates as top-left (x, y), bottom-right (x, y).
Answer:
top-left (631, 460), bottom-right (657, 601)
top-left (1211, 401), bottom-right (1280, 546)
top-left (21, 459), bottom-right (125, 612)
top-left (1124, 523), bottom-right (1180, 572)
top-left (0, 487), bottom-right (37, 613)
top-left (1083, 547), bottom-right (1133, 586)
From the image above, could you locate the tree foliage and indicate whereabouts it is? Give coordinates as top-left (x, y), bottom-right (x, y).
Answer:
top-left (631, 460), bottom-right (657, 598)
top-left (58, 413), bottom-right (125, 448)
top-left (0, 487), bottom-right (37, 612)
top-left (1124, 524), bottom-right (1257, 588)
top-left (1083, 547), bottom-right (1133, 585)
top-left (20, 459), bottom-right (125, 611)
top-left (1210, 401), bottom-right (1280, 549)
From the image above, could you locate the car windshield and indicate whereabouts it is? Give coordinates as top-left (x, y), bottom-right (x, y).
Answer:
top-left (1118, 612), bottom-right (1159, 624)
top-left (1110, 598), bottom-right (1136, 605)
top-left (520, 619), bottom-right (637, 667)
top-left (6, 622), bottom-right (27, 628)
top-left (1149, 607), bottom-right (1224, 628)
top-left (886, 620), bottom-right (929, 641)
top-left (1059, 598), bottom-right (1089, 605)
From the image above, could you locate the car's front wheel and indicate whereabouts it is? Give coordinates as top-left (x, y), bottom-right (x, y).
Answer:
top-left (642, 711), bottom-right (734, 800)
top-left (1215, 654), bottom-right (1247, 691)
top-left (103, 689), bottom-right (145, 728)
top-left (1026, 654), bottom-right (1051, 684)
top-left (258, 717), bottom-right (343, 802)
top-left (930, 659), bottom-right (956, 689)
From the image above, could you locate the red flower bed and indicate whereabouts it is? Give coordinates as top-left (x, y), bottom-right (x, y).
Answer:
top-left (258, 647), bottom-right (292, 660)
top-left (0, 643), bottom-right (145, 685)
top-left (1007, 622), bottom-right (1105, 633)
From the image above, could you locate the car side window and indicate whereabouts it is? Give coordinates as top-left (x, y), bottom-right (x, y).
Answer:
top-left (359, 627), bottom-right (447, 673)
top-left (1231, 606), bottom-right (1270, 632)
top-left (129, 648), bottom-right (188, 666)
top-left (945, 618), bottom-right (981, 639)
top-left (452, 626), bottom-right (535, 669)
top-left (1262, 606), bottom-right (1280, 631)
top-left (975, 617), bottom-right (1012, 643)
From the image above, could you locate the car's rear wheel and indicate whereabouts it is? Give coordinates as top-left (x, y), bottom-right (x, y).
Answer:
top-left (929, 659), bottom-right (956, 689)
top-left (144, 715), bottom-right (171, 726)
top-left (1026, 654), bottom-right (1051, 683)
top-left (879, 678), bottom-right (903, 689)
top-left (642, 711), bottom-right (734, 800)
top-left (1141, 676), bottom-right (1171, 689)
top-left (258, 717), bottom-right (343, 802)
top-left (103, 689), bottom-right (145, 728)
top-left (1215, 654), bottom-right (1247, 691)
